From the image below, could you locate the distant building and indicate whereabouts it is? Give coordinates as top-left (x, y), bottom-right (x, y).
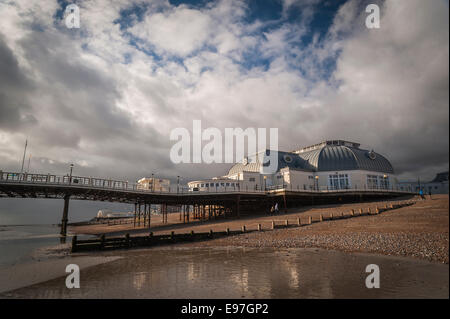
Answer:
top-left (97, 210), bottom-right (133, 218)
top-left (188, 140), bottom-right (397, 192)
top-left (398, 172), bottom-right (449, 194)
top-left (137, 177), bottom-right (170, 192)
top-left (188, 177), bottom-right (241, 192)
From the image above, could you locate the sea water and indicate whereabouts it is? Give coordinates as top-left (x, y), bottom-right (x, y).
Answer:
top-left (0, 224), bottom-right (69, 266)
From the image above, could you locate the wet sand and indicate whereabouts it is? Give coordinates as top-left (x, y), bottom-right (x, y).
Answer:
top-left (2, 247), bottom-right (448, 298)
top-left (0, 255), bottom-right (121, 294)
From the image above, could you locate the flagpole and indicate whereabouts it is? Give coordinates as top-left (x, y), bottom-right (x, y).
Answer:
top-left (20, 139), bottom-right (27, 174)
top-left (27, 154), bottom-right (32, 172)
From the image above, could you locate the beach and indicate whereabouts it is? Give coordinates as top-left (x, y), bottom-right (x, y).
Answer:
top-left (2, 247), bottom-right (448, 299)
top-left (0, 195), bottom-right (448, 298)
top-left (72, 195), bottom-right (449, 263)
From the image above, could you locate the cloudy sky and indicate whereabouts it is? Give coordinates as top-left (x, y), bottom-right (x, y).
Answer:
top-left (0, 0), bottom-right (448, 187)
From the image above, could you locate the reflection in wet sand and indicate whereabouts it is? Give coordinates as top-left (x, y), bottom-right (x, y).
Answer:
top-left (4, 247), bottom-right (448, 299)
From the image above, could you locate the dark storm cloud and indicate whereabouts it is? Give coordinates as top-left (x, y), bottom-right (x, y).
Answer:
top-left (0, 34), bottom-right (35, 130)
top-left (16, 29), bottom-right (136, 142)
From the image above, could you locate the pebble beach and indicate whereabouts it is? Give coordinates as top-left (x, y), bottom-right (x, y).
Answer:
top-left (181, 196), bottom-right (449, 264)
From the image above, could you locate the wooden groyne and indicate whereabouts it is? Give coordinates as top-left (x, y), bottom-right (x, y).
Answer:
top-left (71, 200), bottom-right (416, 253)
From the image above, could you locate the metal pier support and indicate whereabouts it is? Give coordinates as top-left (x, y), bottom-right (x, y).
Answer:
top-left (60, 194), bottom-right (70, 237)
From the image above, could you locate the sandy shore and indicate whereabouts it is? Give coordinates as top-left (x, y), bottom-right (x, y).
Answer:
top-left (71, 195), bottom-right (449, 264)
top-left (3, 247), bottom-right (448, 298)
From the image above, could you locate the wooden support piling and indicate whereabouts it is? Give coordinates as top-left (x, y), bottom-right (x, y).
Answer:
top-left (133, 203), bottom-right (137, 227)
top-left (236, 195), bottom-right (241, 219)
top-left (143, 203), bottom-right (147, 226)
top-left (148, 204), bottom-right (152, 228)
top-left (125, 233), bottom-right (130, 247)
top-left (100, 234), bottom-right (105, 249)
top-left (138, 203), bottom-right (141, 227)
top-left (283, 194), bottom-right (288, 214)
top-left (71, 235), bottom-right (77, 252)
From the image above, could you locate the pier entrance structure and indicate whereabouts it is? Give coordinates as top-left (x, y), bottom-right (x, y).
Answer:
top-left (0, 170), bottom-right (412, 238)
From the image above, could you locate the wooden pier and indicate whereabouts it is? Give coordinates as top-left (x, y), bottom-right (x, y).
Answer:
top-left (0, 170), bottom-right (414, 238)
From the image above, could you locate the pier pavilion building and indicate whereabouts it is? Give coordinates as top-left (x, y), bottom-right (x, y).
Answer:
top-left (188, 140), bottom-right (396, 192)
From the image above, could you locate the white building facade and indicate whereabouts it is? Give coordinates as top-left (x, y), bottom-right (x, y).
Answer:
top-left (188, 140), bottom-right (397, 192)
top-left (137, 177), bottom-right (170, 192)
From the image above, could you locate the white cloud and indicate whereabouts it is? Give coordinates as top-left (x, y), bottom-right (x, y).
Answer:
top-left (130, 6), bottom-right (213, 57)
top-left (0, 0), bottom-right (447, 183)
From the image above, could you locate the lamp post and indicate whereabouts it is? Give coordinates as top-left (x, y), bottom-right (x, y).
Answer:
top-left (69, 163), bottom-right (74, 184)
top-left (177, 175), bottom-right (180, 194)
top-left (263, 176), bottom-right (267, 191)
top-left (151, 173), bottom-right (154, 192)
top-left (315, 175), bottom-right (319, 191)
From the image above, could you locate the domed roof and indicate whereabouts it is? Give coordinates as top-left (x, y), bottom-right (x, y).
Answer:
top-left (226, 141), bottom-right (394, 176)
top-left (227, 150), bottom-right (313, 176)
top-left (297, 144), bottom-right (394, 173)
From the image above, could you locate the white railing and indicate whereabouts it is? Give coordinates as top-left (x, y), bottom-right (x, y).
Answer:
top-left (0, 170), bottom-right (263, 195)
top-left (0, 170), bottom-right (413, 195)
